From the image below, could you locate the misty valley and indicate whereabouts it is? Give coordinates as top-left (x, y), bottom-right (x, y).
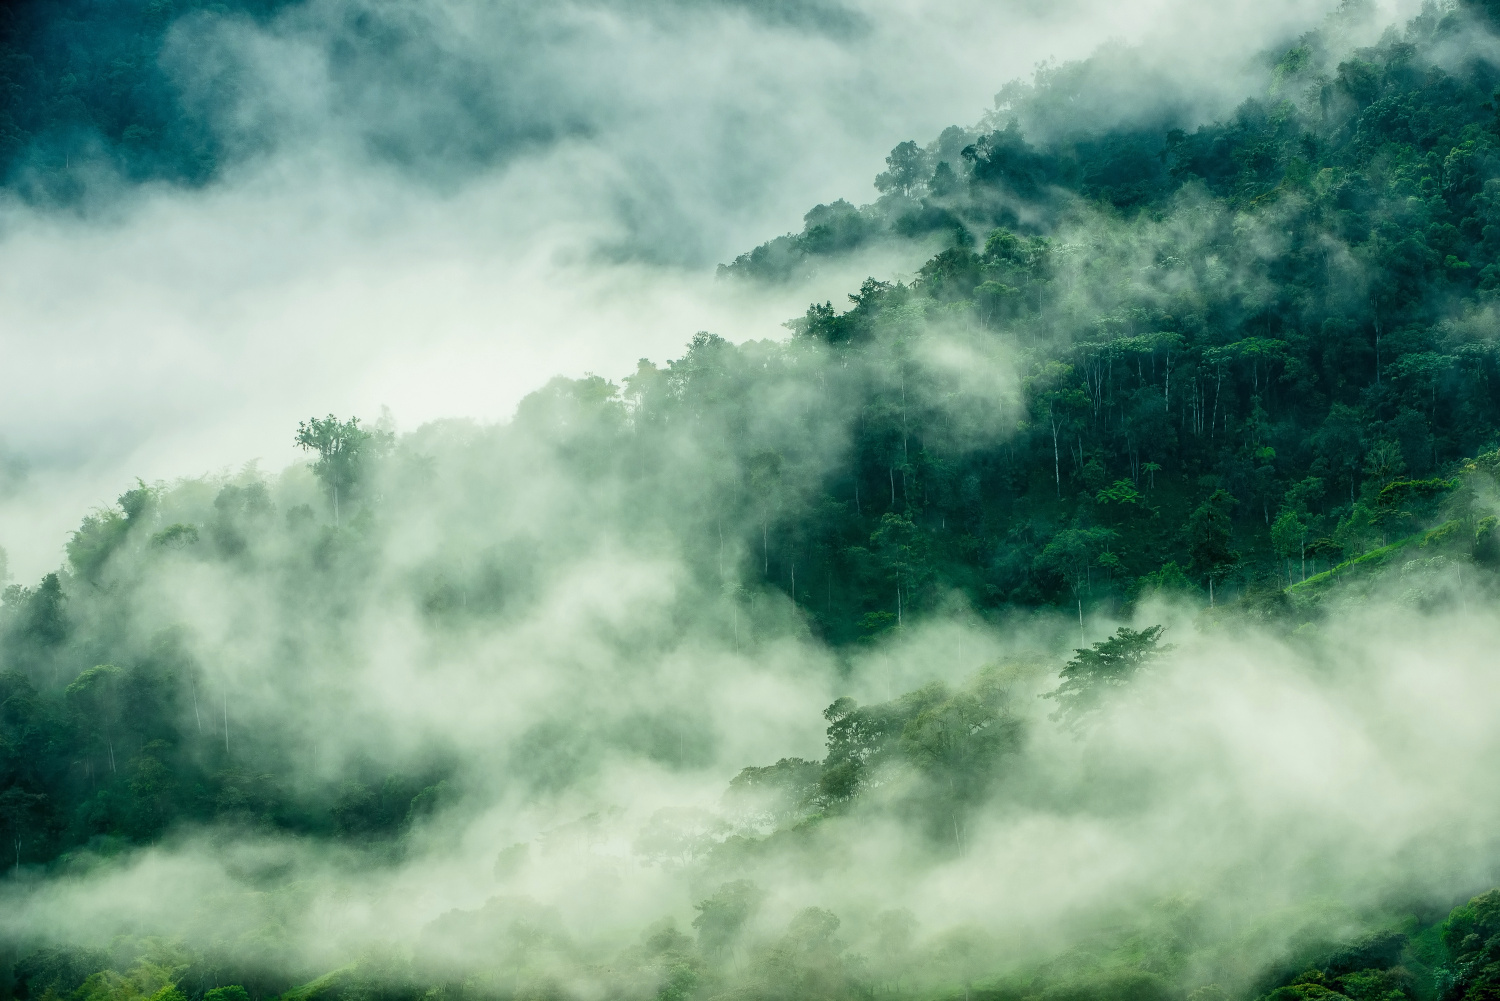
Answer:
top-left (7, 4), bottom-right (1500, 1001)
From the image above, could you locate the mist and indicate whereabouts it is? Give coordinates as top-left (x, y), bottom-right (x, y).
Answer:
top-left (0, 0), bottom-right (1393, 578)
top-left (5, 3), bottom-right (1499, 1001)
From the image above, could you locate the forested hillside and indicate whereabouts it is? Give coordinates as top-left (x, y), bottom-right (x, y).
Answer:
top-left (715, 0), bottom-right (1500, 620)
top-left (7, 3), bottom-right (1500, 1001)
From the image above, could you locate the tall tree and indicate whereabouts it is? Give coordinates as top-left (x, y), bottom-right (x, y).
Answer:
top-left (1043, 625), bottom-right (1170, 727)
top-left (294, 415), bottom-right (389, 525)
top-left (874, 141), bottom-right (926, 197)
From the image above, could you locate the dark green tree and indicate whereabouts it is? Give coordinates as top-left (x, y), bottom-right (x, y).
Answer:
top-left (1188, 490), bottom-right (1238, 590)
top-left (1043, 625), bottom-right (1170, 727)
top-left (874, 141), bottom-right (925, 197)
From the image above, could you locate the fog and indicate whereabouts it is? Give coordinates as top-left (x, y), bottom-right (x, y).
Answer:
top-left (6, 573), bottom-right (1500, 994)
top-left (3, 2), bottom-right (1488, 1000)
top-left (0, 0), bottom-right (1407, 579)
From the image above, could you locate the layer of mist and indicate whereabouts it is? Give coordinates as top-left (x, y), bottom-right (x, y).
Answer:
top-left (0, 0), bottom-right (1381, 577)
top-left (5, 405), bottom-right (1500, 996)
top-left (6, 4), bottom-right (1500, 1001)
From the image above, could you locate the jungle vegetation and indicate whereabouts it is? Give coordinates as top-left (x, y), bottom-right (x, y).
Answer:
top-left (6, 2), bottom-right (1500, 1001)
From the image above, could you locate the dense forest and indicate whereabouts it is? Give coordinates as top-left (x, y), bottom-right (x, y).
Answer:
top-left (7, 3), bottom-right (1500, 1001)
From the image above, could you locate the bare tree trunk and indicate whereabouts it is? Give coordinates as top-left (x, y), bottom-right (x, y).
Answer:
top-left (1051, 414), bottom-right (1061, 497)
top-left (1211, 367), bottom-right (1222, 440)
top-left (901, 369), bottom-right (908, 460)
top-left (191, 677), bottom-right (202, 735)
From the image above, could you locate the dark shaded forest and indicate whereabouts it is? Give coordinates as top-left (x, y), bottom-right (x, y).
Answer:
top-left (0, 0), bottom-right (296, 196)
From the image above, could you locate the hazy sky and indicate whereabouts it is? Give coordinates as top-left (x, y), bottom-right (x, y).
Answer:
top-left (0, 0), bottom-right (1411, 578)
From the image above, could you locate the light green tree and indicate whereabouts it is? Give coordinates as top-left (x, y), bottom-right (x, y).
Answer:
top-left (1043, 625), bottom-right (1170, 728)
top-left (294, 415), bottom-right (391, 524)
top-left (693, 880), bottom-right (762, 961)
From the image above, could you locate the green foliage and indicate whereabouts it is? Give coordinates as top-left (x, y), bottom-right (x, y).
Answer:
top-left (1043, 625), bottom-right (1170, 726)
top-left (876, 141), bottom-right (927, 197)
top-left (794, 662), bottom-right (1029, 850)
top-left (742, 906), bottom-right (865, 1001)
top-left (1136, 561), bottom-right (1194, 600)
top-left (1189, 492), bottom-right (1238, 583)
top-left (295, 416), bottom-right (392, 523)
top-left (1440, 888), bottom-right (1500, 1001)
top-left (693, 880), bottom-right (763, 959)
top-left (1040, 970), bottom-right (1176, 1001)
top-left (67, 484), bottom-right (154, 583)
top-left (1035, 528), bottom-right (1118, 599)
top-left (203, 988), bottom-right (250, 1001)
top-left (1272, 510), bottom-right (1307, 561)
top-left (711, 2), bottom-right (1500, 625)
top-left (9, 10), bottom-right (1500, 998)
top-left (726, 758), bottom-right (822, 825)
top-left (1251, 929), bottom-right (1422, 1001)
